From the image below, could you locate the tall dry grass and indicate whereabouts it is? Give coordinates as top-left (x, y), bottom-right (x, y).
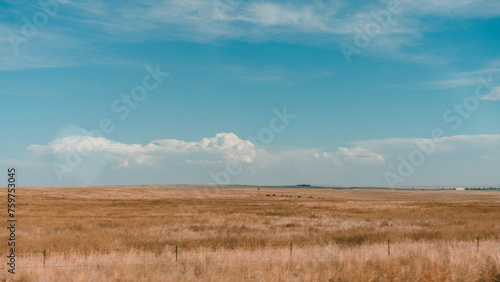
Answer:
top-left (1, 186), bottom-right (499, 281)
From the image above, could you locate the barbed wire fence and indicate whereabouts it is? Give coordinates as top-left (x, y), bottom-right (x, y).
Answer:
top-left (3, 238), bottom-right (498, 270)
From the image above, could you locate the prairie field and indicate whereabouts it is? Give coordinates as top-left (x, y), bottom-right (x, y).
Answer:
top-left (1, 186), bottom-right (500, 281)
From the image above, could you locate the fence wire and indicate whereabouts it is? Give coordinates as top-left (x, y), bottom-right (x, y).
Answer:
top-left (4, 240), bottom-right (499, 270)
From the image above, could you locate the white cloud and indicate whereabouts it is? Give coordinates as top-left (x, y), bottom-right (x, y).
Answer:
top-left (351, 134), bottom-right (500, 158)
top-left (28, 132), bottom-right (258, 165)
top-left (430, 59), bottom-right (500, 90)
top-left (59, 0), bottom-right (500, 39)
top-left (314, 147), bottom-right (385, 165)
top-left (28, 135), bottom-right (142, 155)
top-left (481, 86), bottom-right (500, 101)
top-left (432, 77), bottom-right (483, 89)
top-left (20, 133), bottom-right (500, 186)
top-left (236, 2), bottom-right (331, 29)
top-left (337, 147), bottom-right (385, 164)
top-left (396, 0), bottom-right (500, 18)
top-left (4, 0), bottom-right (499, 70)
top-left (29, 133), bottom-right (500, 169)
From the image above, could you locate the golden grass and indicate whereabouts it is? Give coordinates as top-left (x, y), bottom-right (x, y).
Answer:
top-left (1, 186), bottom-right (500, 281)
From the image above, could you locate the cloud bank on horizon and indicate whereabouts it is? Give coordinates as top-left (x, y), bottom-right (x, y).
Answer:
top-left (24, 132), bottom-right (500, 187)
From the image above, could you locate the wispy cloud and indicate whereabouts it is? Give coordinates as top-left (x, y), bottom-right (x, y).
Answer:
top-left (396, 0), bottom-right (500, 18)
top-left (351, 134), bottom-right (500, 158)
top-left (3, 0), bottom-right (498, 70)
top-left (233, 2), bottom-right (335, 30)
top-left (315, 147), bottom-right (385, 166)
top-left (481, 86), bottom-right (500, 100)
top-left (217, 65), bottom-right (334, 86)
top-left (430, 59), bottom-right (500, 90)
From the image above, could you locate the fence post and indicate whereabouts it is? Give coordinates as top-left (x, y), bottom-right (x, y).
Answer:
top-left (290, 242), bottom-right (292, 258)
top-left (43, 249), bottom-right (46, 266)
top-left (477, 237), bottom-right (479, 252)
top-left (176, 246), bottom-right (178, 262)
top-left (388, 240), bottom-right (390, 256)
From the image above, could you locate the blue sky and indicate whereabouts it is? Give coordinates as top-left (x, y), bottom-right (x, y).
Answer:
top-left (1, 0), bottom-right (500, 187)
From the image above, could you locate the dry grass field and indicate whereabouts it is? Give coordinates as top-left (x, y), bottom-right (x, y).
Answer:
top-left (1, 186), bottom-right (500, 281)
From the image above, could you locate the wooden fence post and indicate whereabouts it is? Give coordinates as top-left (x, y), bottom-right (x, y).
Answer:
top-left (176, 246), bottom-right (178, 262)
top-left (388, 240), bottom-right (390, 256)
top-left (477, 237), bottom-right (479, 252)
top-left (43, 249), bottom-right (46, 266)
top-left (290, 242), bottom-right (292, 258)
